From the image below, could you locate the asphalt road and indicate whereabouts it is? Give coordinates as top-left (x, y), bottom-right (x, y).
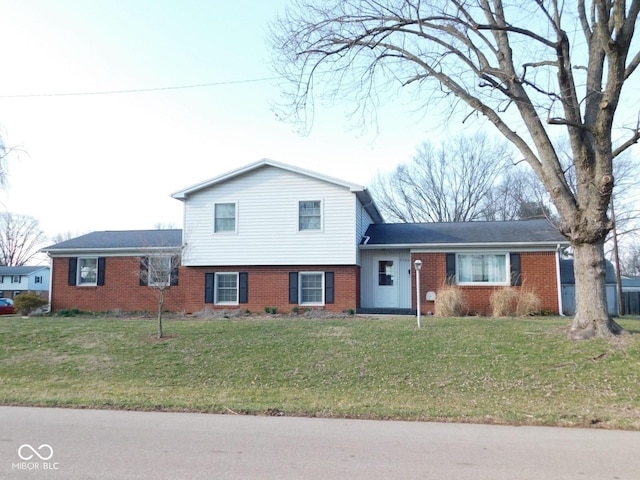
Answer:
top-left (1, 406), bottom-right (638, 479)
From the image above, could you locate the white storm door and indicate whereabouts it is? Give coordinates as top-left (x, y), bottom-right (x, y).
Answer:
top-left (374, 257), bottom-right (399, 308)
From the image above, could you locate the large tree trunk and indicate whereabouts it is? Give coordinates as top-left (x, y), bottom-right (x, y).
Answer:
top-left (569, 242), bottom-right (625, 339)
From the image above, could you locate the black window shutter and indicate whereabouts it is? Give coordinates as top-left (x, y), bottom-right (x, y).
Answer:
top-left (97, 257), bottom-right (106, 286)
top-left (204, 273), bottom-right (215, 303)
top-left (170, 257), bottom-right (179, 286)
top-left (325, 272), bottom-right (335, 304)
top-left (289, 272), bottom-right (298, 304)
top-left (68, 257), bottom-right (78, 286)
top-left (239, 272), bottom-right (248, 304)
top-left (139, 257), bottom-right (148, 286)
top-left (446, 254), bottom-right (456, 285)
top-left (510, 253), bottom-right (522, 286)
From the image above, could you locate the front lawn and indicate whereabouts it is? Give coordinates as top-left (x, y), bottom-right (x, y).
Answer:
top-left (1, 315), bottom-right (639, 429)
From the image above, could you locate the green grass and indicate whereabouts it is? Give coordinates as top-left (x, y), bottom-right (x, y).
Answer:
top-left (1, 315), bottom-right (639, 429)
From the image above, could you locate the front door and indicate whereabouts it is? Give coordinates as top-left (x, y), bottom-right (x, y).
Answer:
top-left (374, 257), bottom-right (398, 308)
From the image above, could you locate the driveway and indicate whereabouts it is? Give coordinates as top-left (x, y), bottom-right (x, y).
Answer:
top-left (1, 407), bottom-right (638, 479)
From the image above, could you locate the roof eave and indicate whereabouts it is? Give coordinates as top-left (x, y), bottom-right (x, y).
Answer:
top-left (43, 246), bottom-right (182, 256)
top-left (360, 241), bottom-right (569, 250)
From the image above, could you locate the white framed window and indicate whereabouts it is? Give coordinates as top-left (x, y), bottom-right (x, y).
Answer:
top-left (35, 276), bottom-right (42, 284)
top-left (11, 276), bottom-right (20, 283)
top-left (299, 272), bottom-right (324, 305)
top-left (457, 253), bottom-right (509, 285)
top-left (215, 272), bottom-right (239, 304)
top-left (148, 256), bottom-right (172, 287)
top-left (214, 202), bottom-right (237, 233)
top-left (298, 200), bottom-right (322, 231)
top-left (78, 257), bottom-right (98, 286)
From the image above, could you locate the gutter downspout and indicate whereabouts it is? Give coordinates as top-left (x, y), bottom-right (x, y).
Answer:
top-left (555, 244), bottom-right (564, 316)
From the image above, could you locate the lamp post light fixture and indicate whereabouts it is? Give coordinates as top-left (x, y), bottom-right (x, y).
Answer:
top-left (414, 259), bottom-right (423, 328)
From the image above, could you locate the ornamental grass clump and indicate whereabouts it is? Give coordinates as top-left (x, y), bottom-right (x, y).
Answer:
top-left (489, 287), bottom-right (519, 317)
top-left (516, 291), bottom-right (542, 316)
top-left (434, 285), bottom-right (465, 317)
top-left (490, 287), bottom-right (541, 317)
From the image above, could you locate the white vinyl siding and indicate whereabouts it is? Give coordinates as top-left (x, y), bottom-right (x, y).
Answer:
top-left (359, 249), bottom-right (412, 309)
top-left (183, 167), bottom-right (360, 266)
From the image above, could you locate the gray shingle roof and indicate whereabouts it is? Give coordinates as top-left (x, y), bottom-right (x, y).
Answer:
top-left (362, 219), bottom-right (566, 246)
top-left (42, 229), bottom-right (182, 252)
top-left (0, 266), bottom-right (48, 275)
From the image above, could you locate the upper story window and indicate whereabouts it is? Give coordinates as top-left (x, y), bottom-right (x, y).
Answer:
top-left (78, 257), bottom-right (98, 286)
top-left (35, 276), bottom-right (43, 284)
top-left (299, 200), bottom-right (321, 231)
top-left (457, 253), bottom-right (509, 285)
top-left (214, 202), bottom-right (236, 233)
top-left (11, 276), bottom-right (20, 283)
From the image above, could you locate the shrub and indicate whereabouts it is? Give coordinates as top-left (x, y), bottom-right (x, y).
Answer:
top-left (489, 287), bottom-right (520, 317)
top-left (434, 285), bottom-right (465, 317)
top-left (516, 291), bottom-right (542, 316)
top-left (14, 293), bottom-right (49, 316)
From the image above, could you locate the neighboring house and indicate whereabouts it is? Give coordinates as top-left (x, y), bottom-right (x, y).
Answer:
top-left (42, 159), bottom-right (569, 315)
top-left (559, 259), bottom-right (618, 316)
top-left (0, 266), bottom-right (50, 299)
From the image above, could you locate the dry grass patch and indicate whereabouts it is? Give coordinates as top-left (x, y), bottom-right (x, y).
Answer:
top-left (490, 287), bottom-right (542, 317)
top-left (434, 285), bottom-right (465, 316)
top-left (490, 287), bottom-right (519, 316)
top-left (516, 290), bottom-right (542, 316)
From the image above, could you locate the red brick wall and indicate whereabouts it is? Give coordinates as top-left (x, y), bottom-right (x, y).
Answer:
top-left (50, 257), bottom-right (359, 314)
top-left (411, 251), bottom-right (560, 315)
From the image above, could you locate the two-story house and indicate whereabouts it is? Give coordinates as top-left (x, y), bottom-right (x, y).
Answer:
top-left (0, 266), bottom-right (50, 300)
top-left (42, 159), bottom-right (569, 315)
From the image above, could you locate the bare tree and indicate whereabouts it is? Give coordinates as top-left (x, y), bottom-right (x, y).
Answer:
top-left (0, 212), bottom-right (46, 265)
top-left (482, 169), bottom-right (553, 221)
top-left (271, 0), bottom-right (640, 338)
top-left (139, 253), bottom-right (181, 339)
top-left (371, 133), bottom-right (512, 222)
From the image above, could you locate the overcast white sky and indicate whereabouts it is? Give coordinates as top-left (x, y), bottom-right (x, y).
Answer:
top-left (0, 0), bottom-right (453, 242)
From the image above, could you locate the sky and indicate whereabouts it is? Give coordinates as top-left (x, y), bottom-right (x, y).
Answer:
top-left (0, 0), bottom-right (449, 243)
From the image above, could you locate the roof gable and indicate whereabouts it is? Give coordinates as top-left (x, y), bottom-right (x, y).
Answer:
top-left (171, 159), bottom-right (383, 223)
